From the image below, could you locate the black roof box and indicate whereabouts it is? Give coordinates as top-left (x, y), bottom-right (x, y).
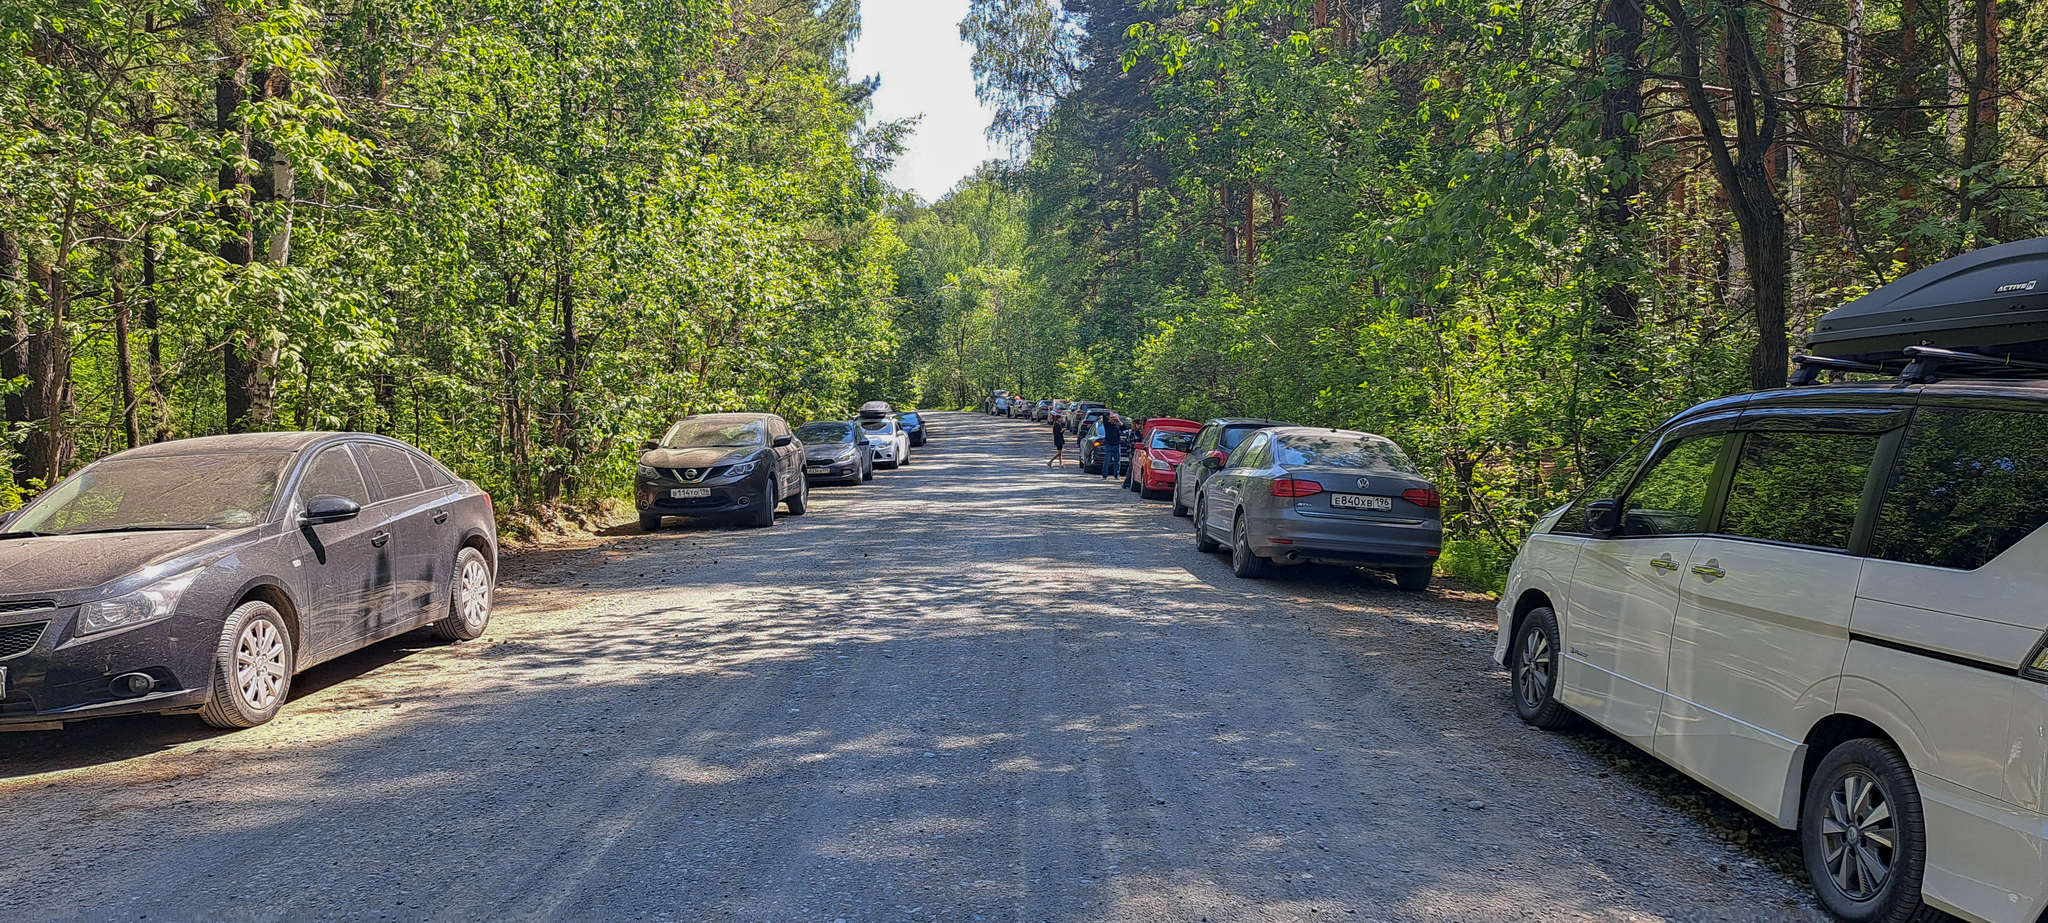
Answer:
top-left (857, 400), bottom-right (893, 418)
top-left (1807, 236), bottom-right (2048, 363)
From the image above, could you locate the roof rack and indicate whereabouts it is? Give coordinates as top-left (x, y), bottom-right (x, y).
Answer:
top-left (1792, 345), bottom-right (2048, 386)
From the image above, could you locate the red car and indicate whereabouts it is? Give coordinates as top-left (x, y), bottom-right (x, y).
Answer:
top-left (1125, 418), bottom-right (1202, 498)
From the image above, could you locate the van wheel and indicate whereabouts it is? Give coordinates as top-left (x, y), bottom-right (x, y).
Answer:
top-left (1230, 513), bottom-right (1270, 578)
top-left (1194, 497), bottom-right (1221, 553)
top-left (200, 601), bottom-right (295, 729)
top-left (431, 547), bottom-right (494, 641)
top-left (1510, 607), bottom-right (1577, 730)
top-left (1801, 739), bottom-right (1939, 923)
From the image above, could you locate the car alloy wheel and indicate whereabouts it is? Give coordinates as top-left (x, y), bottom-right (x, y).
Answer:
top-left (1194, 497), bottom-right (1221, 552)
top-left (1800, 738), bottom-right (1935, 923)
top-left (1231, 513), bottom-right (1269, 578)
top-left (434, 547), bottom-right (495, 641)
top-left (1515, 627), bottom-right (1552, 713)
top-left (235, 618), bottom-right (289, 712)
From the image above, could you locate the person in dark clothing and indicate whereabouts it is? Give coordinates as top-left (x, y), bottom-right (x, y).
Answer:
top-left (1099, 414), bottom-right (1125, 479)
top-left (1048, 415), bottom-right (1068, 467)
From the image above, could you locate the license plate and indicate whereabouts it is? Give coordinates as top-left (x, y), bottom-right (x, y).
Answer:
top-left (1330, 493), bottom-right (1393, 511)
top-left (670, 488), bottom-right (712, 499)
top-left (806, 466), bottom-right (829, 473)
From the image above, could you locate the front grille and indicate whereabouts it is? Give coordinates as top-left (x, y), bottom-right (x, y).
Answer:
top-left (0, 599), bottom-right (54, 615)
top-left (657, 466), bottom-right (730, 482)
top-left (0, 621), bottom-right (47, 659)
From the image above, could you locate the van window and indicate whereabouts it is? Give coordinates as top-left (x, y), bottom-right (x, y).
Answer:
top-left (1717, 431), bottom-right (1878, 550)
top-left (1553, 436), bottom-right (1656, 535)
top-left (1621, 435), bottom-right (1724, 536)
top-left (1871, 407), bottom-right (2048, 570)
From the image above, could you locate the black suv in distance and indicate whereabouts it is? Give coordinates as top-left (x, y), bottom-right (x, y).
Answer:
top-left (636, 413), bottom-right (808, 530)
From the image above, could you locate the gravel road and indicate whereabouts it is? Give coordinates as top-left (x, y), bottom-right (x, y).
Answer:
top-left (0, 411), bottom-right (1831, 923)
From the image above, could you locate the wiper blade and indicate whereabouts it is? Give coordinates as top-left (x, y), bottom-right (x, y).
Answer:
top-left (62, 523), bottom-right (221, 536)
top-left (0, 531), bottom-right (55, 539)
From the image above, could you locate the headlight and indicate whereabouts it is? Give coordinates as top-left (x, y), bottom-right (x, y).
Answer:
top-left (724, 461), bottom-right (757, 478)
top-left (637, 464), bottom-right (658, 479)
top-left (834, 444), bottom-right (858, 460)
top-left (1150, 457), bottom-right (1171, 470)
top-left (77, 570), bottom-right (202, 635)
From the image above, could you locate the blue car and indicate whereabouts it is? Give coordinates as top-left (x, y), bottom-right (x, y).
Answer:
top-left (899, 411), bottom-right (928, 447)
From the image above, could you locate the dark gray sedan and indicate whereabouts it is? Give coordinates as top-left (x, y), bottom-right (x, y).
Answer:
top-left (0, 432), bottom-right (497, 730)
top-left (1191, 427), bottom-right (1441, 590)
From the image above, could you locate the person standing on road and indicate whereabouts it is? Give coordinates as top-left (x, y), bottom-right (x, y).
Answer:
top-left (1099, 413), bottom-right (1125, 480)
top-left (1048, 414), bottom-right (1068, 467)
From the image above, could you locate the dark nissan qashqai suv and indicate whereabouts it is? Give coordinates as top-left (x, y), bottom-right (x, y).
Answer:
top-left (636, 413), bottom-right (809, 531)
top-left (0, 432), bottom-right (498, 731)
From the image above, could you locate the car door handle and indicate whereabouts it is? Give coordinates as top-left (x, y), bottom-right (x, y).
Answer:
top-left (1649, 557), bottom-right (1679, 572)
top-left (1691, 562), bottom-right (1725, 578)
top-left (370, 531), bottom-right (391, 548)
top-left (433, 510), bottom-right (449, 524)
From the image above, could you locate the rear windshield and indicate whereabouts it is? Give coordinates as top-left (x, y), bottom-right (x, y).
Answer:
top-left (15, 453), bottom-right (292, 533)
top-left (1150, 430), bottom-right (1197, 452)
top-left (662, 419), bottom-right (764, 448)
top-left (1275, 433), bottom-right (1419, 473)
top-left (797, 423), bottom-right (854, 443)
top-left (858, 420), bottom-right (896, 433)
top-left (1219, 426), bottom-right (1265, 450)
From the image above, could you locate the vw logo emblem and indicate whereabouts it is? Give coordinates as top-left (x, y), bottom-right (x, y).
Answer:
top-left (684, 469), bottom-right (700, 480)
top-left (1356, 477), bottom-right (1372, 490)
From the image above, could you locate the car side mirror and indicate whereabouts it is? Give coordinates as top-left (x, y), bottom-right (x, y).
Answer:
top-left (773, 434), bottom-right (793, 447)
top-left (1200, 456), bottom-right (1224, 471)
top-left (1583, 498), bottom-right (1620, 535)
top-left (641, 439), bottom-right (659, 452)
top-left (856, 438), bottom-right (871, 446)
top-left (301, 495), bottom-right (361, 526)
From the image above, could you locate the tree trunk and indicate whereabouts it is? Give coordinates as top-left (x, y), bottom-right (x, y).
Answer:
top-left (545, 264), bottom-right (579, 503)
top-left (1593, 0), bottom-right (1645, 332)
top-left (218, 59), bottom-right (274, 434)
top-left (1957, 0), bottom-right (2000, 238)
top-left (141, 227), bottom-right (167, 442)
top-left (114, 275), bottom-right (140, 450)
top-left (0, 230), bottom-right (28, 486)
top-left (21, 257), bottom-right (74, 486)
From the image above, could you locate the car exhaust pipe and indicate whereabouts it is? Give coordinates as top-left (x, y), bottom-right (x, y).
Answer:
top-left (113, 672), bottom-right (156, 697)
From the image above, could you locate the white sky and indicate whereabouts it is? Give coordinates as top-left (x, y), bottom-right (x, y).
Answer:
top-left (848, 0), bottom-right (1002, 202)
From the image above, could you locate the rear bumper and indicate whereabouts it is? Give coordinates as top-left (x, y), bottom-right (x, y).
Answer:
top-left (804, 459), bottom-right (862, 483)
top-left (1251, 508), bottom-right (1441, 569)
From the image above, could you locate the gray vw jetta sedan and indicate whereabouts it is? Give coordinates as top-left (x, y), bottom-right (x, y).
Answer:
top-left (0, 432), bottom-right (498, 731)
top-left (1191, 426), bottom-right (1442, 590)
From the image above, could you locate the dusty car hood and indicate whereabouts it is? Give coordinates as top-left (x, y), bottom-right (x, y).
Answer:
top-left (641, 446), bottom-right (761, 470)
top-left (0, 530), bottom-right (252, 599)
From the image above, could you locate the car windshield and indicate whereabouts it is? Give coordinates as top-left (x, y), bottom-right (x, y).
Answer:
top-left (13, 453), bottom-right (292, 534)
top-left (1275, 433), bottom-right (1420, 473)
top-left (798, 423), bottom-right (854, 443)
top-left (1150, 430), bottom-right (1197, 452)
top-left (859, 420), bottom-right (896, 434)
top-left (901, 413), bottom-right (921, 425)
top-left (662, 419), bottom-right (765, 448)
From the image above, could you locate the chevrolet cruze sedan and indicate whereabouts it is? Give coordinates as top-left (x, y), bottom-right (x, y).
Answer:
top-left (636, 413), bottom-right (808, 530)
top-left (0, 432), bottom-right (497, 730)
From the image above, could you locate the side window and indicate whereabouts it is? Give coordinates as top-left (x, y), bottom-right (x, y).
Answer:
top-left (411, 452), bottom-right (454, 489)
top-left (1619, 435), bottom-right (1725, 536)
top-left (297, 447), bottom-right (371, 507)
top-left (1717, 430), bottom-right (1880, 550)
top-left (1194, 426), bottom-right (1219, 454)
top-left (1554, 435), bottom-right (1657, 535)
top-left (1871, 408), bottom-right (2048, 570)
top-left (361, 443), bottom-right (426, 500)
top-left (1227, 432), bottom-right (1268, 468)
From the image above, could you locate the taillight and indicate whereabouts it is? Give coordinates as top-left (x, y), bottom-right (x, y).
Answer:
top-left (1403, 488), bottom-right (1441, 508)
top-left (1271, 478), bottom-right (1324, 497)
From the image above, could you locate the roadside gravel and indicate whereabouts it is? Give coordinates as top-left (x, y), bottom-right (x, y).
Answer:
top-left (0, 411), bottom-right (1827, 923)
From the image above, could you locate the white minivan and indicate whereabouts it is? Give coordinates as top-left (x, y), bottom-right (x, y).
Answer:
top-left (1496, 378), bottom-right (2048, 923)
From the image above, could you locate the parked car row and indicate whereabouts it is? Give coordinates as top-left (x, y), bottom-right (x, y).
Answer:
top-left (636, 401), bottom-right (929, 532)
top-left (998, 402), bottom-right (1447, 593)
